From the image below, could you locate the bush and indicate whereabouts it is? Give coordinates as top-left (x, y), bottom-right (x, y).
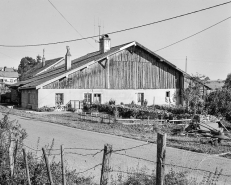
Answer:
top-left (205, 89), bottom-right (231, 121)
top-left (84, 103), bottom-right (194, 120)
top-left (36, 106), bottom-right (54, 112)
top-left (109, 99), bottom-right (116, 105)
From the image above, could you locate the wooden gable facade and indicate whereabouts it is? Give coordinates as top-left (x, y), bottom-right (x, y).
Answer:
top-left (43, 46), bottom-right (184, 91)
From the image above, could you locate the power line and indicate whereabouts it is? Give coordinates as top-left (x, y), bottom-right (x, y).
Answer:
top-left (47, 0), bottom-right (96, 49)
top-left (1, 1), bottom-right (231, 47)
top-left (155, 16), bottom-right (231, 52)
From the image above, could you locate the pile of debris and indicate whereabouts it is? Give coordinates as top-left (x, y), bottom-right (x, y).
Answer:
top-left (175, 114), bottom-right (230, 146)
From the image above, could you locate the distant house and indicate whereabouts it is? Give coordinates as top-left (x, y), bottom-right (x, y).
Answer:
top-left (11, 35), bottom-right (210, 110)
top-left (0, 67), bottom-right (18, 102)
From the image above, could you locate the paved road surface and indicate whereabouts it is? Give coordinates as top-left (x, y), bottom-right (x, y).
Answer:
top-left (3, 113), bottom-right (231, 184)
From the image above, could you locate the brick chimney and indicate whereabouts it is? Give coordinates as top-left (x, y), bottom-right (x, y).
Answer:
top-left (65, 46), bottom-right (71, 71)
top-left (42, 49), bottom-right (45, 67)
top-left (99, 34), bottom-right (111, 53)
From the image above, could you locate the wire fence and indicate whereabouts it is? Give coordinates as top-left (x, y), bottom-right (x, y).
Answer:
top-left (19, 142), bottom-right (231, 177)
top-left (2, 134), bottom-right (231, 184)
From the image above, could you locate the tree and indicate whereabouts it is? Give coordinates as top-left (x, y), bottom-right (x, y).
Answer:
top-left (36, 55), bottom-right (42, 63)
top-left (18, 57), bottom-right (37, 81)
top-left (205, 89), bottom-right (231, 121)
top-left (223, 73), bottom-right (231, 89)
top-left (182, 73), bottom-right (209, 114)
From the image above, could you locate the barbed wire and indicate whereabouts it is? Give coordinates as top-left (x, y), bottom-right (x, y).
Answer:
top-left (112, 142), bottom-right (152, 153)
top-left (113, 152), bottom-right (156, 163)
top-left (76, 163), bottom-right (102, 175)
top-left (65, 149), bottom-right (103, 157)
top-left (65, 147), bottom-right (102, 151)
top-left (164, 163), bottom-right (231, 178)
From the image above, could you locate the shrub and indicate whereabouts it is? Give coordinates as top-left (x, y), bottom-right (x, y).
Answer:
top-left (205, 89), bottom-right (231, 121)
top-left (36, 106), bottom-right (54, 112)
top-left (109, 99), bottom-right (116, 105)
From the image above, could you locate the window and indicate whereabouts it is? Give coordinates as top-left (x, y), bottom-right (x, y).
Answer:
top-left (93, 93), bottom-right (101, 104)
top-left (137, 93), bottom-right (144, 105)
top-left (4, 79), bottom-right (7, 82)
top-left (10, 79), bottom-right (13, 82)
top-left (137, 93), bottom-right (144, 103)
top-left (55, 93), bottom-right (64, 105)
top-left (166, 91), bottom-right (170, 98)
top-left (0, 79), bottom-right (3, 82)
top-left (84, 93), bottom-right (92, 104)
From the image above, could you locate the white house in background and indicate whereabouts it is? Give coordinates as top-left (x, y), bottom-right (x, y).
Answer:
top-left (0, 67), bottom-right (18, 84)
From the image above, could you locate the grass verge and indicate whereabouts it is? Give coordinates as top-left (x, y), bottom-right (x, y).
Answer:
top-left (1, 105), bottom-right (231, 156)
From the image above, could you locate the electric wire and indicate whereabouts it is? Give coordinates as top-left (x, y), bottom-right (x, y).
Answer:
top-left (154, 16), bottom-right (231, 52)
top-left (47, 0), bottom-right (96, 49)
top-left (0, 1), bottom-right (231, 47)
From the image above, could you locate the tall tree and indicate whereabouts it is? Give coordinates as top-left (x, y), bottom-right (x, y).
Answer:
top-left (36, 55), bottom-right (42, 63)
top-left (18, 57), bottom-right (37, 80)
top-left (223, 73), bottom-right (231, 89)
top-left (182, 73), bottom-right (209, 114)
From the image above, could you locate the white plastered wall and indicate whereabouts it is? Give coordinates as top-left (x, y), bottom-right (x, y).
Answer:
top-left (38, 88), bottom-right (179, 108)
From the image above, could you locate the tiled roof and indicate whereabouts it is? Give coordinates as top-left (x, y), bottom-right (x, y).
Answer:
top-left (4, 68), bottom-right (15, 72)
top-left (17, 41), bottom-right (194, 90)
top-left (0, 71), bottom-right (18, 78)
top-left (22, 57), bottom-right (63, 80)
top-left (19, 43), bottom-right (129, 89)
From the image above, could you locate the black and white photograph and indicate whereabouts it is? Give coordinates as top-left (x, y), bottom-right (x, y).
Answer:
top-left (0, 0), bottom-right (231, 184)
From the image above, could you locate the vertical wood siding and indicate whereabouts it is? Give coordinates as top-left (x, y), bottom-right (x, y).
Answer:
top-left (43, 47), bottom-right (182, 89)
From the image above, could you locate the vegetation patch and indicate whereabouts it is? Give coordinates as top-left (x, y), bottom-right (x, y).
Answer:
top-left (1, 106), bottom-right (231, 156)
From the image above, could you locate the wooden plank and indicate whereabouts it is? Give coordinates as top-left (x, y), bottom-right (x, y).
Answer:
top-left (42, 148), bottom-right (54, 185)
top-left (156, 133), bottom-right (166, 185)
top-left (100, 144), bottom-right (112, 185)
top-left (61, 145), bottom-right (66, 185)
top-left (23, 148), bottom-right (31, 185)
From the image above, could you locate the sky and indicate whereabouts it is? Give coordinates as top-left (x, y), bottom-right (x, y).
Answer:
top-left (0, 0), bottom-right (230, 80)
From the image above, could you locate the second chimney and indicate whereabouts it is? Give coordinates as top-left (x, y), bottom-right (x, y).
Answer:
top-left (65, 46), bottom-right (71, 71)
top-left (99, 34), bottom-right (111, 53)
top-left (42, 49), bottom-right (45, 67)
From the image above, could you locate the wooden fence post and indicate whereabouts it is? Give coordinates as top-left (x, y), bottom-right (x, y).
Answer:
top-left (156, 133), bottom-right (166, 185)
top-left (42, 148), bottom-right (54, 185)
top-left (61, 145), bottom-right (66, 185)
top-left (22, 148), bottom-right (31, 185)
top-left (100, 144), bottom-right (112, 185)
top-left (12, 139), bottom-right (18, 177)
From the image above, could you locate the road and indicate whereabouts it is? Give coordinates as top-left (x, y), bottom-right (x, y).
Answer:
top-left (3, 113), bottom-right (231, 184)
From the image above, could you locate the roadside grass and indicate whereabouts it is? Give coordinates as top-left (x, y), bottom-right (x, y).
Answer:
top-left (1, 105), bottom-right (231, 156)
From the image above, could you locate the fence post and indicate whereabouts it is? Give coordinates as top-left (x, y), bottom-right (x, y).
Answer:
top-left (100, 144), bottom-right (112, 185)
top-left (61, 145), bottom-right (66, 185)
top-left (156, 133), bottom-right (166, 185)
top-left (42, 148), bottom-right (54, 185)
top-left (12, 139), bottom-right (18, 177)
top-left (22, 148), bottom-right (31, 185)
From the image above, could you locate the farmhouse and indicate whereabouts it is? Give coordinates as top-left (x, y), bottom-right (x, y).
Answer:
top-left (11, 35), bottom-right (210, 110)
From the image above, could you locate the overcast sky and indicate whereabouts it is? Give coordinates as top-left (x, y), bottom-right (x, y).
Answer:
top-left (0, 0), bottom-right (230, 80)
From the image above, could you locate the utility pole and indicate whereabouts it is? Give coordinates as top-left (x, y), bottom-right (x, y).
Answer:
top-left (185, 56), bottom-right (187, 73)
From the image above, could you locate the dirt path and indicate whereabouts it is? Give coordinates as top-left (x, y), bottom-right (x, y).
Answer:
top-left (4, 113), bottom-right (231, 184)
